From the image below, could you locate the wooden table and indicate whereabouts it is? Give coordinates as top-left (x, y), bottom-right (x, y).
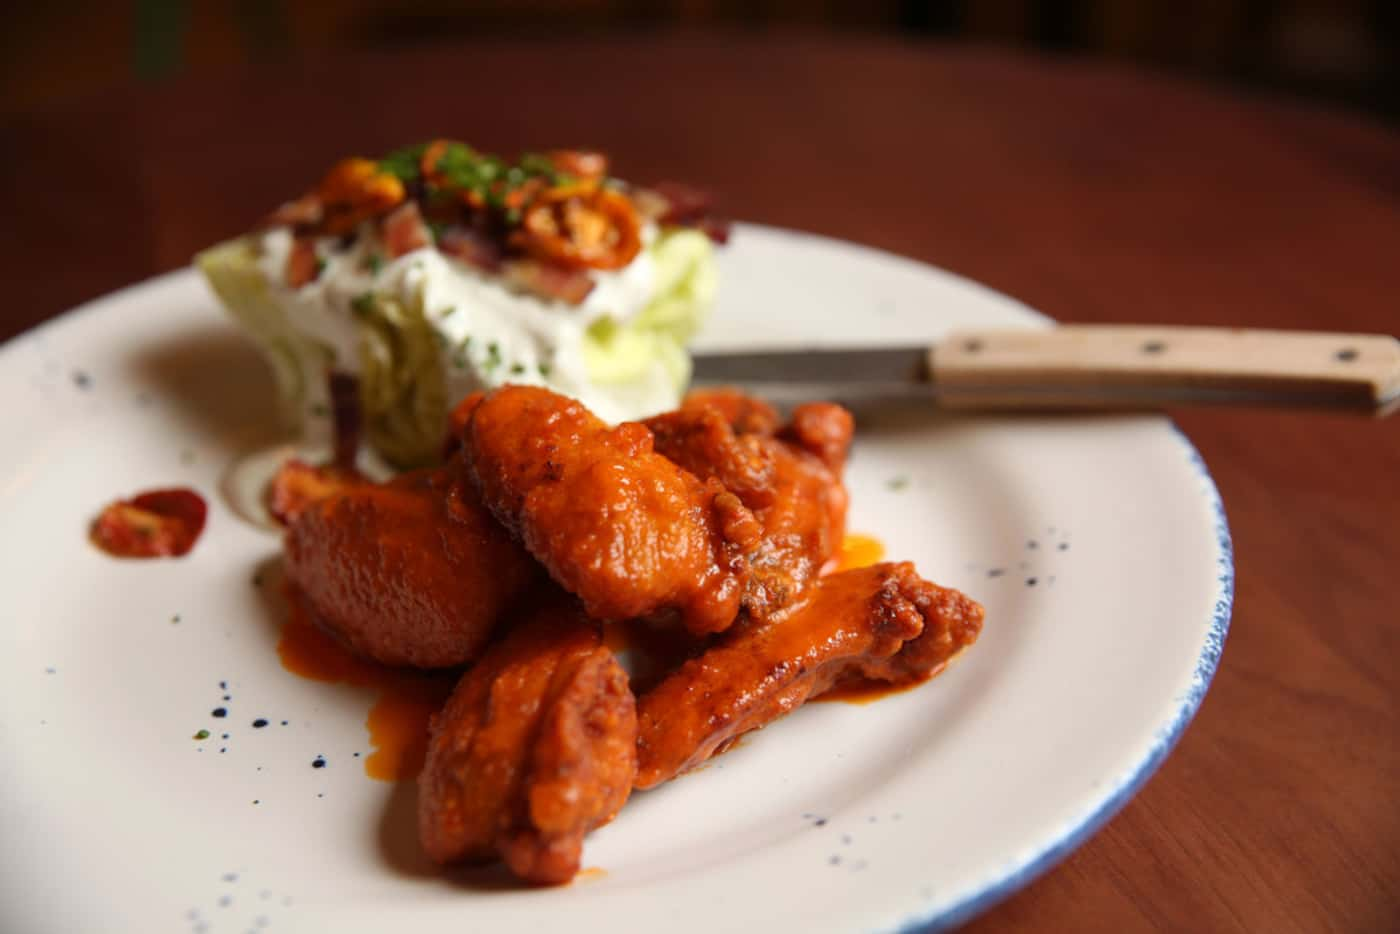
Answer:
top-left (2, 35), bottom-right (1396, 932)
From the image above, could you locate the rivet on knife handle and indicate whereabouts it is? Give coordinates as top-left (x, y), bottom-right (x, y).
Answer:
top-left (930, 326), bottom-right (1400, 414)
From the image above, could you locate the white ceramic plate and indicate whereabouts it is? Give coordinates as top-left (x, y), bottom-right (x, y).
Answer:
top-left (0, 224), bottom-right (1231, 933)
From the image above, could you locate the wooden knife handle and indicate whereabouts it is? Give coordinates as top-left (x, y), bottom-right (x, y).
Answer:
top-left (930, 326), bottom-right (1400, 414)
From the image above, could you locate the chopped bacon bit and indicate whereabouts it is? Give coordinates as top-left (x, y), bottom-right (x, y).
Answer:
top-left (437, 226), bottom-right (504, 272)
top-left (285, 237), bottom-right (321, 288)
top-left (327, 371), bottom-right (362, 468)
top-left (503, 259), bottom-right (595, 305)
top-left (267, 459), bottom-right (366, 526)
top-left (547, 150), bottom-right (609, 180)
top-left (633, 182), bottom-right (730, 244)
top-left (91, 488), bottom-right (208, 558)
top-left (266, 194), bottom-right (322, 230)
top-left (697, 216), bottom-right (733, 245)
top-left (650, 181), bottom-right (714, 226)
top-left (381, 201), bottom-right (432, 258)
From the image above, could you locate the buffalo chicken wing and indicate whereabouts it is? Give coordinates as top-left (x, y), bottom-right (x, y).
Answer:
top-left (634, 562), bottom-right (984, 788)
top-left (463, 385), bottom-right (763, 635)
top-left (418, 602), bottom-right (637, 884)
top-left (283, 466), bottom-right (537, 668)
top-left (647, 394), bottom-right (854, 618)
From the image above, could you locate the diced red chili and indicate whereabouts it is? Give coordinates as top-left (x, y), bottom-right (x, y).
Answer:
top-left (510, 184), bottom-right (642, 271)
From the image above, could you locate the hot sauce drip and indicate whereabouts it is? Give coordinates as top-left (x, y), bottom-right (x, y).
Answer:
top-left (825, 533), bottom-right (886, 574)
top-left (279, 586), bottom-right (454, 781)
top-left (90, 488), bottom-right (208, 558)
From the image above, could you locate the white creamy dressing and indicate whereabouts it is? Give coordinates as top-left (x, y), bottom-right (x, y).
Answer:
top-left (255, 223), bottom-right (676, 425)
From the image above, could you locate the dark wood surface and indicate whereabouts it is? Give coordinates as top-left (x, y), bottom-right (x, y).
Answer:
top-left (2, 35), bottom-right (1396, 933)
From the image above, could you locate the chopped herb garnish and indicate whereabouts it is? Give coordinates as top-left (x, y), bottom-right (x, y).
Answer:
top-left (378, 143), bottom-right (428, 182)
top-left (314, 256), bottom-right (328, 277)
top-left (483, 342), bottom-right (503, 372)
top-left (350, 292), bottom-right (375, 317)
top-left (193, 729), bottom-right (210, 740)
top-left (510, 363), bottom-right (526, 375)
top-left (365, 253), bottom-right (384, 276)
top-left (538, 362), bottom-right (552, 378)
top-left (439, 305), bottom-right (458, 319)
top-left (886, 475), bottom-right (910, 492)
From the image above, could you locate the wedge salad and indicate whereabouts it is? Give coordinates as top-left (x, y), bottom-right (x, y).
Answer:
top-left (198, 142), bottom-right (727, 466)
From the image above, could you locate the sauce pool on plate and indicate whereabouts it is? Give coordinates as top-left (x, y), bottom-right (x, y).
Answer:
top-left (278, 589), bottom-right (454, 781)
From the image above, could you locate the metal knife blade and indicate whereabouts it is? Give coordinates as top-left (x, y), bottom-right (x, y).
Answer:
top-left (688, 327), bottom-right (1400, 414)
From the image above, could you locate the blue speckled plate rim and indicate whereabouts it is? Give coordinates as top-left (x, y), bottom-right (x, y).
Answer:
top-left (892, 423), bottom-right (1235, 933)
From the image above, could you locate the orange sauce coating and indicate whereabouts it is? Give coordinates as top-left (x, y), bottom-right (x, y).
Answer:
top-left (279, 590), bottom-right (454, 781)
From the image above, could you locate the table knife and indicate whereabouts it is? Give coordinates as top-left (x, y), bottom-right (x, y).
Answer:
top-left (690, 325), bottom-right (1400, 415)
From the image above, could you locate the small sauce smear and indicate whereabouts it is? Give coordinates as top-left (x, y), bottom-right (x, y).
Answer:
top-left (279, 588), bottom-right (454, 781)
top-left (90, 487), bottom-right (207, 558)
top-left (573, 867), bottom-right (608, 883)
top-left (828, 533), bottom-right (885, 574)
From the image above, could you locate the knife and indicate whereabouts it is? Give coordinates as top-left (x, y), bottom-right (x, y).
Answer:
top-left (690, 325), bottom-right (1400, 415)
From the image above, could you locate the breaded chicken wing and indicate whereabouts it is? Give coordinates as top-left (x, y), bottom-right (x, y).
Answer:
top-left (463, 385), bottom-right (763, 635)
top-left (418, 603), bottom-right (636, 885)
top-left (283, 465), bottom-right (537, 668)
top-left (634, 562), bottom-right (983, 788)
top-left (646, 393), bottom-right (854, 617)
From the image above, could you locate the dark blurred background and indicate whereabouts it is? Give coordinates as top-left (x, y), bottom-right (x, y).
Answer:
top-left (3, 1), bottom-right (1396, 122)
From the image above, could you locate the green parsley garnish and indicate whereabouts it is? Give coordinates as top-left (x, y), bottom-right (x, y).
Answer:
top-left (483, 341), bottom-right (502, 373)
top-left (193, 729), bottom-right (210, 740)
top-left (378, 143), bottom-right (428, 183)
top-left (538, 362), bottom-right (552, 378)
top-left (886, 475), bottom-right (910, 492)
top-left (365, 253), bottom-right (384, 276)
top-left (439, 305), bottom-right (458, 319)
top-left (314, 256), bottom-right (328, 277)
top-left (510, 363), bottom-right (526, 375)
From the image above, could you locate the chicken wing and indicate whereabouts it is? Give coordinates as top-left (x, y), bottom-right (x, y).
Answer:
top-left (283, 465), bottom-right (537, 668)
top-left (462, 385), bottom-right (763, 635)
top-left (634, 562), bottom-right (983, 788)
top-left (418, 602), bottom-right (637, 885)
top-left (646, 394), bottom-right (854, 618)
